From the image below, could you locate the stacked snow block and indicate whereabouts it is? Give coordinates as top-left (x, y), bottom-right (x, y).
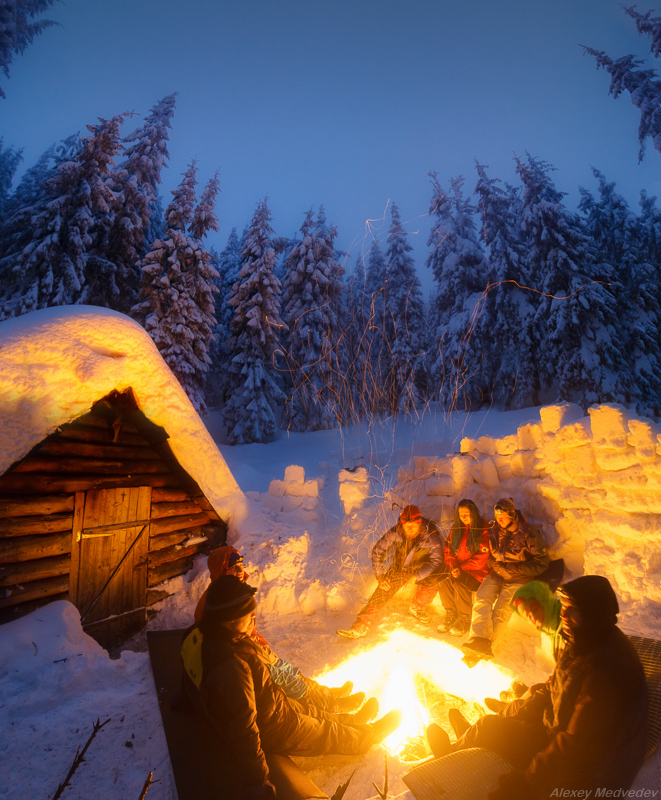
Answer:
top-left (338, 467), bottom-right (371, 515)
top-left (401, 403), bottom-right (661, 634)
top-left (263, 466), bottom-right (323, 516)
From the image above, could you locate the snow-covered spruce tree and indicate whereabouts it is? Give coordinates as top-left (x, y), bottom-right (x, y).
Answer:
top-left (132, 163), bottom-right (219, 413)
top-left (0, 0), bottom-right (57, 98)
top-left (425, 172), bottom-right (489, 410)
top-left (384, 202), bottom-right (424, 414)
top-left (363, 240), bottom-right (389, 414)
top-left (205, 228), bottom-right (241, 405)
top-left (344, 253), bottom-right (373, 421)
top-left (585, 7), bottom-right (661, 162)
top-left (474, 161), bottom-right (539, 408)
top-left (96, 94), bottom-right (176, 313)
top-left (579, 169), bottom-right (661, 413)
top-left (281, 207), bottom-right (346, 431)
top-left (517, 154), bottom-right (627, 408)
top-left (6, 113), bottom-right (127, 316)
top-left (222, 198), bottom-right (286, 443)
top-left (0, 135), bottom-right (79, 315)
top-left (0, 138), bottom-right (21, 223)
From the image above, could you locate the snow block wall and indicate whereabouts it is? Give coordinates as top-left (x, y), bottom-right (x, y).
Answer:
top-left (397, 403), bottom-right (661, 637)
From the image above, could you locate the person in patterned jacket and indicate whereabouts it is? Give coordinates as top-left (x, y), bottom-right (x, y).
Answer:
top-left (462, 498), bottom-right (549, 661)
top-left (337, 504), bottom-right (446, 638)
top-left (437, 499), bottom-right (490, 637)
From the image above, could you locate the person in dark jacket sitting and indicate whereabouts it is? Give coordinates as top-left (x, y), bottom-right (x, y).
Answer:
top-left (337, 504), bottom-right (446, 638)
top-left (437, 499), bottom-right (490, 637)
top-left (195, 546), bottom-right (365, 714)
top-left (462, 497), bottom-right (549, 660)
top-left (426, 575), bottom-right (649, 800)
top-left (182, 575), bottom-right (402, 800)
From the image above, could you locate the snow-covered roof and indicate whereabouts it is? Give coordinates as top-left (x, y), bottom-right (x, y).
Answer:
top-left (0, 306), bottom-right (247, 524)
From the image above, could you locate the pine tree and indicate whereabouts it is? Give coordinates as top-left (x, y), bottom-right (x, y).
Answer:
top-left (517, 154), bottom-right (627, 407)
top-left (132, 163), bottom-right (219, 413)
top-left (474, 161), bottom-right (538, 408)
top-left (0, 138), bottom-right (22, 223)
top-left (364, 240), bottom-right (389, 413)
top-left (585, 7), bottom-right (661, 162)
top-left (6, 113), bottom-right (127, 316)
top-left (222, 198), bottom-right (286, 443)
top-left (580, 169), bottom-right (661, 413)
top-left (0, 0), bottom-right (57, 98)
top-left (0, 135), bottom-right (79, 315)
top-left (100, 94), bottom-right (176, 312)
top-left (425, 172), bottom-right (488, 410)
top-left (345, 253), bottom-right (372, 421)
top-left (384, 202), bottom-right (424, 413)
top-left (281, 207), bottom-right (345, 431)
top-left (205, 227), bottom-right (241, 405)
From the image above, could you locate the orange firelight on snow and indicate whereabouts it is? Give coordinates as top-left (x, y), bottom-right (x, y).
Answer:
top-left (315, 629), bottom-right (514, 759)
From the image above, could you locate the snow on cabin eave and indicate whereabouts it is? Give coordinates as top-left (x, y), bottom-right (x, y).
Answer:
top-left (0, 305), bottom-right (247, 525)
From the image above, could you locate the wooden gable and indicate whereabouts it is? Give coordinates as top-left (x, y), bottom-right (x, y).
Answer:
top-left (0, 388), bottom-right (226, 646)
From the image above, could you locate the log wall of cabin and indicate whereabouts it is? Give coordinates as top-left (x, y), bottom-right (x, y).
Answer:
top-left (0, 406), bottom-right (223, 621)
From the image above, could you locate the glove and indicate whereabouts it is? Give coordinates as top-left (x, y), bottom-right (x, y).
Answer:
top-left (242, 780), bottom-right (277, 800)
top-left (487, 770), bottom-right (530, 800)
top-left (377, 577), bottom-right (391, 591)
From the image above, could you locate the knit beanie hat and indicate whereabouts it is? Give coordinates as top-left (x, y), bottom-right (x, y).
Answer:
top-left (203, 574), bottom-right (257, 622)
top-left (494, 497), bottom-right (517, 519)
top-left (558, 575), bottom-right (619, 626)
top-left (400, 504), bottom-right (422, 523)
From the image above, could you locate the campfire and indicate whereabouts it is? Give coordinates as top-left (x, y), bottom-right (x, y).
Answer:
top-left (315, 629), bottom-right (514, 760)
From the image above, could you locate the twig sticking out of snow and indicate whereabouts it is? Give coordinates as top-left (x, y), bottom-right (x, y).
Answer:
top-left (330, 769), bottom-right (355, 800)
top-left (137, 771), bottom-right (159, 799)
top-left (51, 717), bottom-right (111, 800)
top-left (372, 754), bottom-right (389, 800)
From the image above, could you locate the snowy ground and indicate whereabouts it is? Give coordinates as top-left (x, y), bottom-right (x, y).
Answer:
top-left (1, 405), bottom-right (660, 800)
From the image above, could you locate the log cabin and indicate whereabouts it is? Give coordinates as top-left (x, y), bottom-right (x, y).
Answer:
top-left (0, 307), bottom-right (247, 647)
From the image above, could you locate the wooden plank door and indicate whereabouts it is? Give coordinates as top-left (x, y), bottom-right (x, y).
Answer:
top-left (70, 487), bottom-right (151, 645)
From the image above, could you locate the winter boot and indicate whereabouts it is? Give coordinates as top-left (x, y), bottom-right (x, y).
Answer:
top-left (448, 707), bottom-right (470, 739)
top-left (371, 709), bottom-right (403, 743)
top-left (353, 696), bottom-right (379, 723)
top-left (335, 691), bottom-right (366, 713)
top-left (462, 636), bottom-right (493, 659)
top-left (485, 697), bottom-right (509, 713)
top-left (408, 602), bottom-right (432, 624)
top-left (426, 723), bottom-right (451, 758)
top-left (337, 622), bottom-right (369, 639)
top-left (436, 609), bottom-right (458, 633)
top-left (449, 614), bottom-right (470, 636)
top-left (328, 681), bottom-right (353, 698)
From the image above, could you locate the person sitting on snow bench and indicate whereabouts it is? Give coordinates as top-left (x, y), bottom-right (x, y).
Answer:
top-left (337, 504), bottom-right (446, 638)
top-left (462, 497), bottom-right (549, 662)
top-left (182, 575), bottom-right (403, 800)
top-left (436, 499), bottom-right (490, 637)
top-left (427, 575), bottom-right (649, 800)
top-left (195, 546), bottom-right (365, 715)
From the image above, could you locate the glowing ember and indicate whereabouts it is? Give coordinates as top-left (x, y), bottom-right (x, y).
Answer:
top-left (316, 629), bottom-right (514, 760)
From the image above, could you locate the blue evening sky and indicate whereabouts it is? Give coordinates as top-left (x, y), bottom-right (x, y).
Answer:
top-left (2, 0), bottom-right (660, 290)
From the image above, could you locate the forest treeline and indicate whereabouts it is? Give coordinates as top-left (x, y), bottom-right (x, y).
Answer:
top-left (2, 4), bottom-right (661, 443)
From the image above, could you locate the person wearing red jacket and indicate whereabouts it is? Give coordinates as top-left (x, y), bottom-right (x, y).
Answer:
top-left (437, 499), bottom-right (490, 636)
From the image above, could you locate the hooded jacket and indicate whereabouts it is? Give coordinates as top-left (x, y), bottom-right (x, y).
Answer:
top-left (487, 512), bottom-right (549, 582)
top-left (371, 517), bottom-right (444, 581)
top-left (510, 577), bottom-right (648, 797)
